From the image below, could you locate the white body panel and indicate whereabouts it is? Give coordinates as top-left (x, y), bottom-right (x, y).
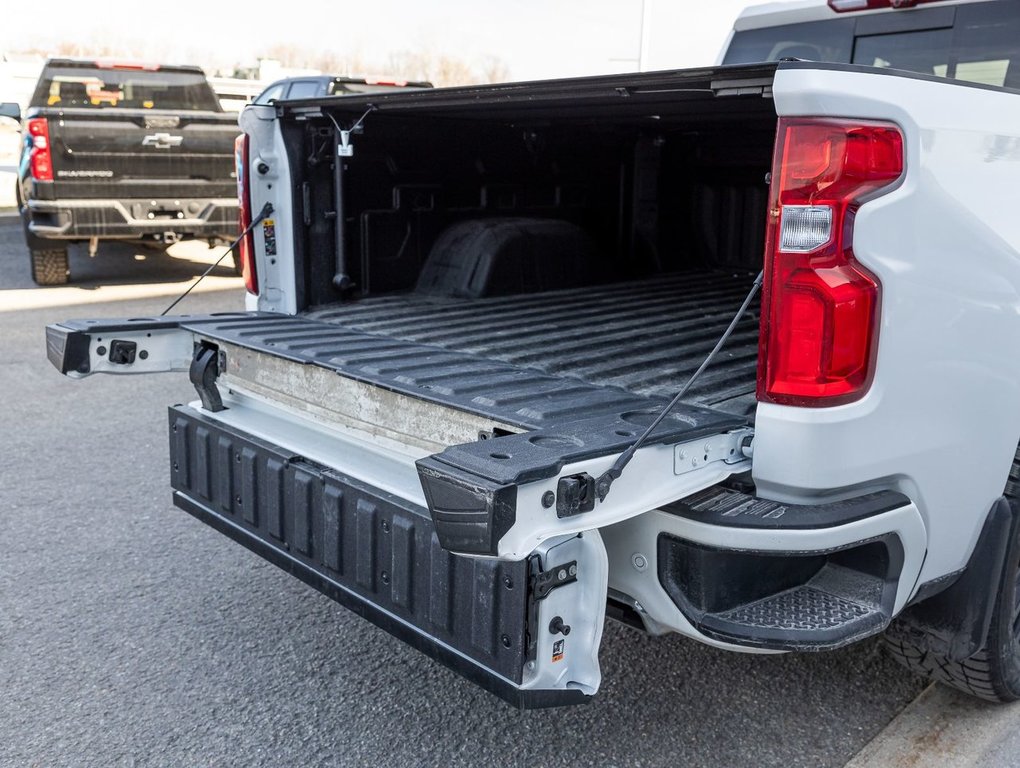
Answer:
top-left (759, 66), bottom-right (1020, 585)
top-left (239, 104), bottom-right (297, 315)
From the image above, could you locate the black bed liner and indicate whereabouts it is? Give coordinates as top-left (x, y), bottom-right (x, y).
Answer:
top-left (182, 317), bottom-right (741, 438)
top-left (304, 270), bottom-right (760, 417)
top-left (182, 271), bottom-right (756, 434)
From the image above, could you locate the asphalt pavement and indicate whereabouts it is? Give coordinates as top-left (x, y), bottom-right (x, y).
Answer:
top-left (0, 216), bottom-right (930, 767)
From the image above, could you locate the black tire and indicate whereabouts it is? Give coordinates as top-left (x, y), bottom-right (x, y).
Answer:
top-left (229, 248), bottom-right (243, 277)
top-left (884, 446), bottom-right (1020, 702)
top-left (30, 248), bottom-right (70, 286)
top-left (20, 198), bottom-right (70, 285)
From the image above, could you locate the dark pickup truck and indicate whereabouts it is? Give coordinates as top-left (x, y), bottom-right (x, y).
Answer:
top-left (12, 59), bottom-right (239, 284)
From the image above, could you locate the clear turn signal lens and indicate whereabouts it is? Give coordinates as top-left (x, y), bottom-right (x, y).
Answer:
top-left (779, 205), bottom-right (832, 253)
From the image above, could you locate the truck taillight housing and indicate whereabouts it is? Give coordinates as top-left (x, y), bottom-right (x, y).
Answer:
top-left (27, 118), bottom-right (54, 182)
top-left (234, 133), bottom-right (258, 295)
top-left (757, 118), bottom-right (904, 407)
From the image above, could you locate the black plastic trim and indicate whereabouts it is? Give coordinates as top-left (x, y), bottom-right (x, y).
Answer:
top-left (892, 496), bottom-right (1017, 662)
top-left (425, 410), bottom-right (743, 488)
top-left (174, 493), bottom-right (585, 709)
top-left (417, 458), bottom-right (517, 555)
top-left (45, 324), bottom-right (90, 375)
top-left (26, 197), bottom-right (237, 240)
top-left (658, 532), bottom-right (906, 652)
top-left (168, 405), bottom-right (586, 709)
top-left (662, 485), bottom-right (910, 530)
top-left (417, 410), bottom-right (744, 556)
top-left (278, 63), bottom-right (781, 114)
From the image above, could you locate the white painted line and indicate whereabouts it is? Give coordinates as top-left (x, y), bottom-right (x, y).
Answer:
top-left (0, 170), bottom-right (16, 208)
top-left (845, 684), bottom-right (1020, 767)
top-left (0, 276), bottom-right (242, 313)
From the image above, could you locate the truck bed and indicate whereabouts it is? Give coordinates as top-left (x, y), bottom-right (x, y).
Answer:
top-left (304, 270), bottom-right (760, 418)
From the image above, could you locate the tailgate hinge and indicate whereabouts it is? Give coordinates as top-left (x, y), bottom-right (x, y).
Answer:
top-left (530, 558), bottom-right (578, 601)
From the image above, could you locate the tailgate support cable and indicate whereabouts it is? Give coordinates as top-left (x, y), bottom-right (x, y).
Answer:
top-left (594, 270), bottom-right (764, 503)
top-left (159, 202), bottom-right (274, 316)
top-left (325, 106), bottom-right (376, 294)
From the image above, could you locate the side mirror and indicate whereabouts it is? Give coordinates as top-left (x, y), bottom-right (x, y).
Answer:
top-left (0, 102), bottom-right (21, 122)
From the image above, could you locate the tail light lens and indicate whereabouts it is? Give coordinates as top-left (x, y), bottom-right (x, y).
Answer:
top-left (757, 118), bottom-right (904, 407)
top-left (828, 0), bottom-right (945, 11)
top-left (94, 60), bottom-right (161, 71)
top-left (234, 133), bottom-right (258, 295)
top-left (27, 118), bottom-right (54, 181)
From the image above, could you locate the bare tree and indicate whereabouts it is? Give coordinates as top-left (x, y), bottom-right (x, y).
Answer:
top-left (479, 55), bottom-right (512, 84)
top-left (6, 39), bottom-right (511, 88)
top-left (386, 49), bottom-right (511, 86)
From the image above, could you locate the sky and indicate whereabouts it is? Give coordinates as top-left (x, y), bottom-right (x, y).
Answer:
top-left (1, 0), bottom-right (763, 81)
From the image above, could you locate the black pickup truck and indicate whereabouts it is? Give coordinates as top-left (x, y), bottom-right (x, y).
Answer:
top-left (13, 59), bottom-right (239, 284)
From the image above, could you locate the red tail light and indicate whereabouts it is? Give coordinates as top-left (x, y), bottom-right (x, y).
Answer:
top-left (234, 133), bottom-right (258, 295)
top-left (94, 60), bottom-right (160, 71)
top-left (26, 118), bottom-right (54, 181)
top-left (757, 118), bottom-right (904, 407)
top-left (828, 0), bottom-right (945, 11)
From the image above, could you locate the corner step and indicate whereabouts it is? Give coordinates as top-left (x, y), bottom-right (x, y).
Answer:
top-left (699, 564), bottom-right (890, 650)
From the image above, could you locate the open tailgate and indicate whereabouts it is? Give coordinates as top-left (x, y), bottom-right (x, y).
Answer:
top-left (46, 312), bottom-right (752, 706)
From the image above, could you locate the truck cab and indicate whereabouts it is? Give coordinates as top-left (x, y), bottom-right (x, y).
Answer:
top-left (252, 75), bottom-right (433, 105)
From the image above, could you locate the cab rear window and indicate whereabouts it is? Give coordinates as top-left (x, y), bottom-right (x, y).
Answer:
top-left (31, 66), bottom-right (221, 111)
top-left (724, 0), bottom-right (1020, 90)
top-left (723, 18), bottom-right (855, 65)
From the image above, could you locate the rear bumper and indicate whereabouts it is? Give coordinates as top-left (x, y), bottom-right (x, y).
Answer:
top-left (605, 485), bottom-right (927, 652)
top-left (167, 403), bottom-right (587, 709)
top-left (26, 197), bottom-right (237, 240)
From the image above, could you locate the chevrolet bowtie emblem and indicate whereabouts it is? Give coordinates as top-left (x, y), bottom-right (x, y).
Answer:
top-left (141, 133), bottom-right (184, 149)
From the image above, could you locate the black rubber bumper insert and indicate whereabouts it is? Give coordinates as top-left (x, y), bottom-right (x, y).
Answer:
top-left (167, 404), bottom-right (584, 709)
top-left (658, 485), bottom-right (909, 651)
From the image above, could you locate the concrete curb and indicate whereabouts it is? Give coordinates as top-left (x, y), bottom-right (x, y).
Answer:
top-left (846, 684), bottom-right (1020, 767)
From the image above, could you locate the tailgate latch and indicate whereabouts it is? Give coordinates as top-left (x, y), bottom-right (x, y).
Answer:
top-left (108, 340), bottom-right (137, 365)
top-left (189, 343), bottom-right (225, 413)
top-left (556, 474), bottom-right (596, 518)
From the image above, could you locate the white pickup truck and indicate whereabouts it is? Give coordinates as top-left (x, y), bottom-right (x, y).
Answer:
top-left (46, 0), bottom-right (1020, 707)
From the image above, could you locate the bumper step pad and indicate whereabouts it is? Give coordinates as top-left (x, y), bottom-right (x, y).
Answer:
top-left (167, 404), bottom-right (585, 708)
top-left (698, 565), bottom-right (889, 649)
